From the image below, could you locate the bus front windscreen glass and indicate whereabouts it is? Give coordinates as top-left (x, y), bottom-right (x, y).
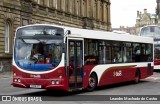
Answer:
top-left (140, 26), bottom-right (160, 38)
top-left (14, 26), bottom-right (64, 71)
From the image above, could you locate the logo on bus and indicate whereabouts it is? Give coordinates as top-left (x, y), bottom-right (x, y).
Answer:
top-left (30, 74), bottom-right (41, 78)
top-left (113, 70), bottom-right (122, 77)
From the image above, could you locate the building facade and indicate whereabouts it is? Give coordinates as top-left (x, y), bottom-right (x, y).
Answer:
top-left (112, 26), bottom-right (136, 35)
top-left (135, 0), bottom-right (160, 35)
top-left (135, 9), bottom-right (157, 34)
top-left (0, 0), bottom-right (111, 71)
top-left (119, 26), bottom-right (136, 35)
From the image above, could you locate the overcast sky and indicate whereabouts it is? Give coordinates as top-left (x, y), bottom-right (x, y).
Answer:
top-left (111, 0), bottom-right (157, 28)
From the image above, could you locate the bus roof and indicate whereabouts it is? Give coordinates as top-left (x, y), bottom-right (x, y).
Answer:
top-left (63, 26), bottom-right (153, 44)
top-left (140, 25), bottom-right (160, 28)
top-left (17, 24), bottom-right (153, 44)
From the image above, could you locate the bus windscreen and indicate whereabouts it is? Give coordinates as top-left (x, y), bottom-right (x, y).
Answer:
top-left (14, 26), bottom-right (64, 71)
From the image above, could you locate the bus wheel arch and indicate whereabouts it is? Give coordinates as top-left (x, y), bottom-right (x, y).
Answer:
top-left (134, 68), bottom-right (141, 84)
top-left (87, 72), bottom-right (98, 91)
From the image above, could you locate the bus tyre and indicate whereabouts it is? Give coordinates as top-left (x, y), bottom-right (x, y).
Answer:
top-left (87, 73), bottom-right (97, 91)
top-left (134, 70), bottom-right (140, 84)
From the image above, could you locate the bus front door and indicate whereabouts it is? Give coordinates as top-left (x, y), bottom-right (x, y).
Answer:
top-left (68, 39), bottom-right (83, 89)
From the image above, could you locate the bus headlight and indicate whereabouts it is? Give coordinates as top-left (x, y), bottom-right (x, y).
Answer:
top-left (51, 80), bottom-right (55, 85)
top-left (56, 80), bottom-right (60, 85)
top-left (18, 79), bottom-right (21, 83)
top-left (14, 78), bottom-right (17, 82)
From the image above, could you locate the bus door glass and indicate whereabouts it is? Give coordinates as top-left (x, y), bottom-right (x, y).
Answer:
top-left (68, 39), bottom-right (83, 89)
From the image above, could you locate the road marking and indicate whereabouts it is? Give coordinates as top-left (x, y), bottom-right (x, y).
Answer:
top-left (145, 76), bottom-right (160, 82)
top-left (0, 77), bottom-right (12, 80)
top-left (147, 77), bottom-right (160, 80)
top-left (1, 77), bottom-right (10, 79)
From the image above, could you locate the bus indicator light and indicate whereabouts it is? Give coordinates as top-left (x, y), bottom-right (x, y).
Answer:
top-left (13, 73), bottom-right (16, 77)
top-left (59, 75), bottom-right (62, 79)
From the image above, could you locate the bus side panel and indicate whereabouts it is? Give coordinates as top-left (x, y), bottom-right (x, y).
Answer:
top-left (154, 60), bottom-right (160, 70)
top-left (98, 67), bottom-right (136, 86)
top-left (139, 66), bottom-right (154, 79)
top-left (98, 69), bottom-right (116, 86)
top-left (122, 68), bottom-right (136, 82)
top-left (83, 65), bottom-right (96, 89)
top-left (12, 66), bottom-right (69, 91)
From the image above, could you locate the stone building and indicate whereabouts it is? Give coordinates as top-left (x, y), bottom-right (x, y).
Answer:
top-left (135, 0), bottom-right (160, 35)
top-left (0, 0), bottom-right (111, 71)
top-left (119, 26), bottom-right (136, 35)
top-left (135, 9), bottom-right (157, 34)
top-left (112, 26), bottom-right (136, 35)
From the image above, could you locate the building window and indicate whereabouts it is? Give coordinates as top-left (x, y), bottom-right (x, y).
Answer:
top-left (57, 0), bottom-right (61, 10)
top-left (93, 0), bottom-right (97, 19)
top-left (53, 0), bottom-right (57, 9)
top-left (48, 0), bottom-right (53, 7)
top-left (22, 18), bottom-right (29, 26)
top-left (4, 22), bottom-right (10, 53)
top-left (100, 2), bottom-right (103, 21)
top-left (35, 0), bottom-right (40, 4)
top-left (88, 0), bottom-right (91, 17)
top-left (92, 0), bottom-right (96, 18)
top-left (82, 0), bottom-right (85, 16)
top-left (62, 0), bottom-right (65, 11)
top-left (40, 0), bottom-right (45, 5)
top-left (71, 0), bottom-right (74, 14)
top-left (83, 0), bottom-right (86, 16)
top-left (46, 0), bottom-right (50, 7)
top-left (65, 0), bottom-right (69, 12)
top-left (77, 0), bottom-right (80, 15)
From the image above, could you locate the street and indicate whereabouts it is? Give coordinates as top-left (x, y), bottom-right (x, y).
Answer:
top-left (0, 72), bottom-right (160, 104)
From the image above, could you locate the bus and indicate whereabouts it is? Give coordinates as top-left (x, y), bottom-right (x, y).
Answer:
top-left (139, 25), bottom-right (160, 70)
top-left (12, 24), bottom-right (153, 91)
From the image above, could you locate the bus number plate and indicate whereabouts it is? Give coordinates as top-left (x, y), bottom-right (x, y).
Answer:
top-left (30, 85), bottom-right (42, 88)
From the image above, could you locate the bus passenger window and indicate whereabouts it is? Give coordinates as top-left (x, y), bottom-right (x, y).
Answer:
top-left (126, 52), bottom-right (132, 62)
top-left (135, 46), bottom-right (141, 55)
top-left (113, 52), bottom-right (122, 62)
top-left (84, 56), bottom-right (98, 65)
top-left (146, 45), bottom-right (151, 55)
top-left (123, 53), bottom-right (127, 63)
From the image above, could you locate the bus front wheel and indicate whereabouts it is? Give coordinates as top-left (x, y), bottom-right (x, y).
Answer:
top-left (87, 73), bottom-right (97, 91)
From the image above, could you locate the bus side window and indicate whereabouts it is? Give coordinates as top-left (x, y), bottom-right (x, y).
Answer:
top-left (146, 44), bottom-right (151, 55)
top-left (84, 55), bottom-right (98, 65)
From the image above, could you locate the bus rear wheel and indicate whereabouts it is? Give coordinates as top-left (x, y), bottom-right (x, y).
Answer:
top-left (87, 73), bottom-right (97, 91)
top-left (134, 70), bottom-right (140, 84)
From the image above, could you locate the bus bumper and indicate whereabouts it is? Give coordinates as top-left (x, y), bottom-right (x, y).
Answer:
top-left (12, 78), bottom-right (68, 91)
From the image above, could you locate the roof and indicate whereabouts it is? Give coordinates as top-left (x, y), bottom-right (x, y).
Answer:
top-left (63, 25), bottom-right (153, 44)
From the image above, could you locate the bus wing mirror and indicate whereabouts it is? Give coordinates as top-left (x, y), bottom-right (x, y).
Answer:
top-left (64, 30), bottom-right (71, 37)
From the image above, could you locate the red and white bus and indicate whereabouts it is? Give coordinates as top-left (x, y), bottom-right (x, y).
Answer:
top-left (139, 25), bottom-right (160, 70)
top-left (12, 24), bottom-right (153, 91)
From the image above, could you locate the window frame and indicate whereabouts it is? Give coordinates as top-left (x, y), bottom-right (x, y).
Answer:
top-left (4, 22), bottom-right (10, 53)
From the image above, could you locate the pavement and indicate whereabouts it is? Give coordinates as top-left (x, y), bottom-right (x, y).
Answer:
top-left (0, 71), bottom-right (12, 79)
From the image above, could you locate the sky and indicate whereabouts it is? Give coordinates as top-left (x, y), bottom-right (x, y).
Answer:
top-left (111, 0), bottom-right (157, 28)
